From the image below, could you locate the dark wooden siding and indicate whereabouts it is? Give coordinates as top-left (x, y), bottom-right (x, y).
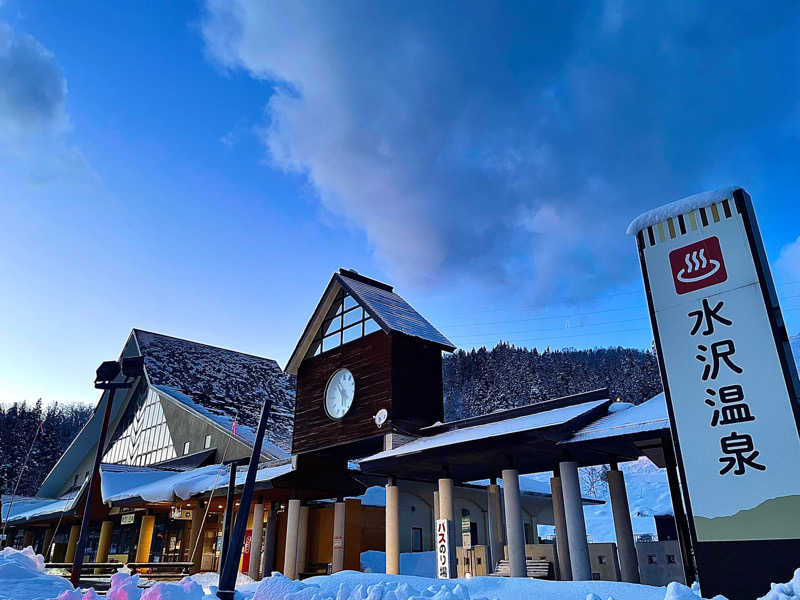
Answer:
top-left (391, 333), bottom-right (444, 428)
top-left (293, 331), bottom-right (392, 455)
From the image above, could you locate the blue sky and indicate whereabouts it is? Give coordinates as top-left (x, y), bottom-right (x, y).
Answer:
top-left (1, 1), bottom-right (799, 406)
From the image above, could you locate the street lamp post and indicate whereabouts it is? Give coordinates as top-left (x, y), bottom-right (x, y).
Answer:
top-left (216, 393), bottom-right (273, 600)
top-left (69, 357), bottom-right (144, 588)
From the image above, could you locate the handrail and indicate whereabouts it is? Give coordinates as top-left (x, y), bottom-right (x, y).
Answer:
top-left (45, 562), bottom-right (122, 570)
top-left (127, 562), bottom-right (192, 576)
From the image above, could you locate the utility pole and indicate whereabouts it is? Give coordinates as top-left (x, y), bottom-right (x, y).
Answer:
top-left (70, 357), bottom-right (143, 588)
top-left (217, 394), bottom-right (273, 600)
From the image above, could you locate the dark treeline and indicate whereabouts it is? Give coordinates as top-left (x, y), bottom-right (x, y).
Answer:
top-left (443, 342), bottom-right (662, 420)
top-left (0, 400), bottom-right (93, 497)
top-left (0, 343), bottom-right (661, 496)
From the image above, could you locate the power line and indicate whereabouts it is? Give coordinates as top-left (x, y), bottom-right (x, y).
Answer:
top-left (449, 301), bottom-right (800, 349)
top-left (437, 280), bottom-right (800, 320)
top-left (442, 304), bottom-right (648, 329)
top-left (449, 315), bottom-right (651, 341)
top-left (443, 293), bottom-right (800, 331)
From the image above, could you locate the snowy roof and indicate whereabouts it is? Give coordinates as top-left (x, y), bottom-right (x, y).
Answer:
top-left (336, 271), bottom-right (454, 351)
top-left (562, 394), bottom-right (669, 444)
top-left (359, 399), bottom-right (608, 464)
top-left (626, 187), bottom-right (741, 235)
top-left (2, 485), bottom-right (85, 524)
top-left (100, 461), bottom-right (294, 504)
top-left (134, 329), bottom-right (295, 454)
top-left (155, 386), bottom-right (289, 460)
top-left (286, 269), bottom-right (454, 374)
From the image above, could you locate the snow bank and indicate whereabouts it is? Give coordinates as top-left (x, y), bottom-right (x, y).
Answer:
top-left (59, 572), bottom-right (205, 600)
top-left (757, 568), bottom-right (800, 600)
top-left (253, 571), bottom-right (670, 600)
top-left (2, 545), bottom-right (798, 600)
top-left (361, 551), bottom-right (436, 578)
top-left (189, 570), bottom-right (258, 596)
top-left (0, 546), bottom-right (72, 600)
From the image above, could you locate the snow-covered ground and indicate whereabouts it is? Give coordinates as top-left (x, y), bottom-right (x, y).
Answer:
top-left (1, 546), bottom-right (796, 600)
top-left (527, 457), bottom-right (671, 542)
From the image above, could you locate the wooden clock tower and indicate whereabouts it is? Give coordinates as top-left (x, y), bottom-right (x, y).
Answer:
top-left (285, 269), bottom-right (455, 460)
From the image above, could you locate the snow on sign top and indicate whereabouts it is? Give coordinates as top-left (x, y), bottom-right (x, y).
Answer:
top-left (626, 186), bottom-right (740, 235)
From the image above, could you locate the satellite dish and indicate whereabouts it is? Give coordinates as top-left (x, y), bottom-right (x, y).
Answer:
top-left (374, 408), bottom-right (388, 428)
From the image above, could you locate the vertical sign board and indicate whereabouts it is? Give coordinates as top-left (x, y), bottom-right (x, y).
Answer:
top-left (436, 519), bottom-right (455, 579)
top-left (630, 188), bottom-right (800, 600)
top-left (461, 517), bottom-right (472, 550)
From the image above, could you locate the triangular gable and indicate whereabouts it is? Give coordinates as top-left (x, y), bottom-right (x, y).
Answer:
top-left (285, 269), bottom-right (455, 375)
top-left (37, 332), bottom-right (144, 498)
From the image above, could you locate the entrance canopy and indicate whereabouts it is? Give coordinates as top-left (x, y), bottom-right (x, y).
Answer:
top-left (560, 393), bottom-right (670, 467)
top-left (358, 389), bottom-right (671, 481)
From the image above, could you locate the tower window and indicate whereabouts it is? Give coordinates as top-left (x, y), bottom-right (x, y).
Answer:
top-left (308, 291), bottom-right (379, 357)
top-left (204, 434), bottom-right (212, 449)
top-left (183, 441), bottom-right (191, 455)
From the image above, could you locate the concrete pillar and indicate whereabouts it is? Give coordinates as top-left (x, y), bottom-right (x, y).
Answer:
top-left (487, 481), bottom-right (504, 573)
top-left (501, 469), bottom-right (526, 578)
top-left (437, 478), bottom-right (455, 523)
top-left (385, 480), bottom-right (400, 575)
top-left (608, 467), bottom-right (640, 583)
top-left (188, 506), bottom-right (204, 574)
top-left (559, 461), bottom-right (591, 581)
top-left (94, 520), bottom-right (114, 572)
top-left (331, 500), bottom-right (346, 573)
top-left (22, 530), bottom-right (33, 549)
top-left (433, 490), bottom-right (440, 521)
top-left (65, 525), bottom-right (81, 563)
top-left (283, 499), bottom-right (300, 579)
top-left (136, 515), bottom-right (156, 562)
top-left (295, 506), bottom-right (309, 576)
top-left (261, 503), bottom-right (278, 579)
top-left (550, 475), bottom-right (571, 580)
top-left (248, 502), bottom-right (265, 580)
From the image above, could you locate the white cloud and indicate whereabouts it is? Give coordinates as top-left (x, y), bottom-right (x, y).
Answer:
top-left (201, 1), bottom-right (800, 303)
top-left (0, 22), bottom-right (91, 183)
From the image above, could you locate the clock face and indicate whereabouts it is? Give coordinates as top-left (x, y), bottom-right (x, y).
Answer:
top-left (324, 368), bottom-right (355, 419)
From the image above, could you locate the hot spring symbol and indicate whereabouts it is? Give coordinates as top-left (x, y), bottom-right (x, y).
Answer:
top-left (677, 248), bottom-right (721, 283)
top-left (669, 236), bottom-right (728, 294)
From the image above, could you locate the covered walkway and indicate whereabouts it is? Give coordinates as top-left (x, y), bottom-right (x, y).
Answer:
top-left (358, 389), bottom-right (686, 583)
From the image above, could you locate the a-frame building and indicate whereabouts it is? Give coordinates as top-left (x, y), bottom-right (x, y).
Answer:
top-left (39, 329), bottom-right (294, 500)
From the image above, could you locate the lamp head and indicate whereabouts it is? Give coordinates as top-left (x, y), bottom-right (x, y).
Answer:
top-left (121, 356), bottom-right (145, 378)
top-left (95, 361), bottom-right (121, 385)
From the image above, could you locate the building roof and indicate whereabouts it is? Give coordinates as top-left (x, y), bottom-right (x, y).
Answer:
top-left (99, 461), bottom-right (295, 505)
top-left (562, 394), bottom-right (668, 444)
top-left (2, 486), bottom-right (85, 524)
top-left (336, 271), bottom-right (455, 351)
top-left (358, 393), bottom-right (612, 481)
top-left (360, 398), bottom-right (609, 465)
top-left (38, 329), bottom-right (296, 498)
top-left (134, 329), bottom-right (295, 454)
top-left (286, 269), bottom-right (454, 374)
